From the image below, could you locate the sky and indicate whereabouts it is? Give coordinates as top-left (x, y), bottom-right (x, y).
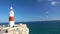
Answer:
top-left (0, 0), bottom-right (60, 22)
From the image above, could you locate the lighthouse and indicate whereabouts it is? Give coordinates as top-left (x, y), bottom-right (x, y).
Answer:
top-left (9, 6), bottom-right (14, 27)
top-left (0, 6), bottom-right (29, 34)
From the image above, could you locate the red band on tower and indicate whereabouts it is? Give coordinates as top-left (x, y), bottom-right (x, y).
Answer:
top-left (9, 16), bottom-right (14, 21)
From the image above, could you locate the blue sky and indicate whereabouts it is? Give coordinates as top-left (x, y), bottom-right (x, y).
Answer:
top-left (0, 0), bottom-right (60, 22)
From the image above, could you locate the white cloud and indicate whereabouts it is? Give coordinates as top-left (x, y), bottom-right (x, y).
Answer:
top-left (51, 1), bottom-right (59, 6)
top-left (48, 0), bottom-right (59, 6)
top-left (46, 16), bottom-right (48, 18)
top-left (46, 11), bottom-right (48, 14)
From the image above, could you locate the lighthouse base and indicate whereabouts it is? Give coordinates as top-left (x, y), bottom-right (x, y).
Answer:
top-left (9, 21), bottom-right (14, 27)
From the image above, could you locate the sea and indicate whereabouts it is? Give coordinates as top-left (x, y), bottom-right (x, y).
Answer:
top-left (0, 20), bottom-right (60, 34)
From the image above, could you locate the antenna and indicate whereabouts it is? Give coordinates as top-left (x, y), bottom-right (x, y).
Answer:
top-left (10, 0), bottom-right (14, 7)
top-left (9, 0), bottom-right (14, 12)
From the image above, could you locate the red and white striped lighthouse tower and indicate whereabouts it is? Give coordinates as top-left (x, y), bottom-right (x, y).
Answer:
top-left (9, 6), bottom-right (14, 27)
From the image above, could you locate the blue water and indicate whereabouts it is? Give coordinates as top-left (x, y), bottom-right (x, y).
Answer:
top-left (0, 21), bottom-right (60, 34)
